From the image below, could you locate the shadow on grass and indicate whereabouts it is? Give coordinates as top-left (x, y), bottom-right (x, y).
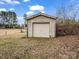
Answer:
top-left (21, 36), bottom-right (53, 40)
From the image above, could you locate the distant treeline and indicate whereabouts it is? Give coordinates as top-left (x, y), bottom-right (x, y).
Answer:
top-left (0, 11), bottom-right (19, 28)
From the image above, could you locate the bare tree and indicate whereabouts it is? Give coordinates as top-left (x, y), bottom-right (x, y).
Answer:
top-left (56, 1), bottom-right (79, 26)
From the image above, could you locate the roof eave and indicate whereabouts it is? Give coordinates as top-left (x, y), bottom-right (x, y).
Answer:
top-left (27, 13), bottom-right (57, 20)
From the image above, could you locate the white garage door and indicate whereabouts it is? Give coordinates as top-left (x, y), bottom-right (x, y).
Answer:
top-left (33, 23), bottom-right (49, 37)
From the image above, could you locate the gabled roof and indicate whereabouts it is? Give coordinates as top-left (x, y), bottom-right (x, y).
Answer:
top-left (27, 12), bottom-right (57, 20)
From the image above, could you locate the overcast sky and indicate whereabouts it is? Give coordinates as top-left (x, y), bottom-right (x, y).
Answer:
top-left (0, 0), bottom-right (79, 24)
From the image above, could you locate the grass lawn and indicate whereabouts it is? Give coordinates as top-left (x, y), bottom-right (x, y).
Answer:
top-left (0, 29), bottom-right (79, 59)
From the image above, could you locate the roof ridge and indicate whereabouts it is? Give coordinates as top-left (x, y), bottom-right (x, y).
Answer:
top-left (27, 12), bottom-right (57, 20)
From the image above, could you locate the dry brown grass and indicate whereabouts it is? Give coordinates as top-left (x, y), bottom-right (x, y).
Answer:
top-left (0, 29), bottom-right (79, 59)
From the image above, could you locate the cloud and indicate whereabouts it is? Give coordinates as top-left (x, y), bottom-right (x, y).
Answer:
top-left (12, 1), bottom-right (20, 4)
top-left (29, 5), bottom-right (45, 11)
top-left (17, 16), bottom-right (24, 25)
top-left (17, 16), bottom-right (24, 19)
top-left (23, 0), bottom-right (30, 2)
top-left (0, 8), bottom-right (6, 11)
top-left (0, 8), bottom-right (16, 12)
top-left (26, 5), bottom-right (45, 16)
top-left (9, 8), bottom-right (15, 11)
top-left (1, 0), bottom-right (20, 4)
top-left (26, 11), bottom-right (34, 15)
top-left (0, 1), bottom-right (5, 4)
top-left (40, 10), bottom-right (45, 13)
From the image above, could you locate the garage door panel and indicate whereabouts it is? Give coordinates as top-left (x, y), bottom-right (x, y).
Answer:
top-left (33, 23), bottom-right (49, 37)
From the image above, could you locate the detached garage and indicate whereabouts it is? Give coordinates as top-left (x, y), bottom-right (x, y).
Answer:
top-left (26, 13), bottom-right (57, 38)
